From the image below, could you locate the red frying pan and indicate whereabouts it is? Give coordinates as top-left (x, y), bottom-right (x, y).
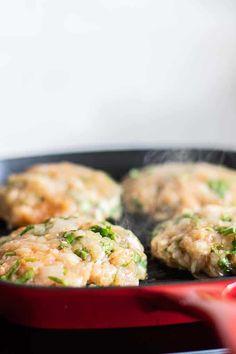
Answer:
top-left (0, 149), bottom-right (236, 351)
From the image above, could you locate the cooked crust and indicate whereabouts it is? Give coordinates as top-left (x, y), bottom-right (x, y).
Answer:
top-left (151, 205), bottom-right (236, 277)
top-left (0, 217), bottom-right (147, 286)
top-left (122, 163), bottom-right (236, 220)
top-left (0, 162), bottom-right (122, 227)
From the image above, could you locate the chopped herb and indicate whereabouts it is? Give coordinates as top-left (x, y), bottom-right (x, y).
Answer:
top-left (205, 227), bottom-right (214, 232)
top-left (63, 231), bottom-right (76, 244)
top-left (0, 259), bottom-right (21, 281)
top-left (221, 214), bottom-right (232, 222)
top-left (75, 236), bottom-right (83, 241)
top-left (208, 179), bottom-right (229, 198)
top-left (74, 248), bottom-right (89, 260)
top-left (182, 212), bottom-right (194, 218)
top-left (230, 238), bottom-right (236, 255)
top-left (232, 238), bottom-right (236, 249)
top-left (101, 239), bottom-right (113, 255)
top-left (58, 231), bottom-right (77, 249)
top-left (133, 253), bottom-right (142, 263)
top-left (211, 243), bottom-right (223, 254)
top-left (16, 269), bottom-right (34, 284)
top-left (139, 258), bottom-right (147, 269)
top-left (48, 276), bottom-right (66, 286)
top-left (133, 253), bottom-right (147, 268)
top-left (182, 212), bottom-right (198, 220)
top-left (4, 251), bottom-right (16, 257)
top-left (24, 257), bottom-right (39, 262)
top-left (176, 212), bottom-right (199, 225)
top-left (58, 240), bottom-right (69, 250)
top-left (43, 219), bottom-right (54, 232)
top-left (215, 225), bottom-right (236, 236)
top-left (212, 238), bottom-right (236, 256)
top-left (218, 257), bottom-right (231, 273)
top-left (129, 168), bottom-right (140, 178)
top-left (20, 225), bottom-right (34, 236)
top-left (90, 225), bottom-right (116, 240)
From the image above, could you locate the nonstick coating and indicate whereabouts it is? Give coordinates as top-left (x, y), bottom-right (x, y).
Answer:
top-left (1, 148), bottom-right (236, 286)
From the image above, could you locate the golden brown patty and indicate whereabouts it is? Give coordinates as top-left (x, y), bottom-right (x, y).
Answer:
top-left (0, 217), bottom-right (147, 286)
top-left (151, 205), bottom-right (236, 277)
top-left (122, 162), bottom-right (236, 221)
top-left (0, 162), bottom-right (122, 227)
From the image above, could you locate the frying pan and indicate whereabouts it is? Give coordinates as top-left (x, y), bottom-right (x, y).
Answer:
top-left (0, 149), bottom-right (236, 352)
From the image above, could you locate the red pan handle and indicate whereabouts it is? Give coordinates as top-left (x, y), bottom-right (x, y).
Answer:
top-left (142, 282), bottom-right (236, 352)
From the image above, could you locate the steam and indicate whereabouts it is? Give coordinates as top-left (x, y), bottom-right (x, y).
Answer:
top-left (143, 148), bottom-right (227, 166)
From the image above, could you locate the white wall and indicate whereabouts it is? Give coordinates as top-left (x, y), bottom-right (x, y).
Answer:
top-left (0, 0), bottom-right (236, 158)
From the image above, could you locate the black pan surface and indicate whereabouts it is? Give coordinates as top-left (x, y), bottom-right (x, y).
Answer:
top-left (1, 148), bottom-right (236, 285)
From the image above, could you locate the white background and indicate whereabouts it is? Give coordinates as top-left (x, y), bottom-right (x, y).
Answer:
top-left (0, 0), bottom-right (236, 158)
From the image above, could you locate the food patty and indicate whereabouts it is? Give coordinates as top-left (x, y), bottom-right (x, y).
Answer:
top-left (0, 162), bottom-right (122, 227)
top-left (151, 205), bottom-right (236, 277)
top-left (0, 217), bottom-right (147, 286)
top-left (122, 163), bottom-right (236, 221)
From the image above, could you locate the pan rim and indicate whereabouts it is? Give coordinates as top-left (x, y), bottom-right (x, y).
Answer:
top-left (1, 145), bottom-right (236, 163)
